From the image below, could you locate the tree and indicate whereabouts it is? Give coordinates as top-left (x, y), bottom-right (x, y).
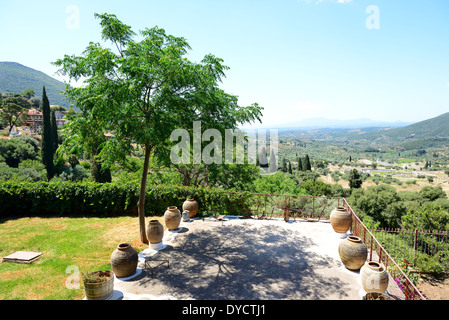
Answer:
top-left (297, 157), bottom-right (303, 172)
top-left (269, 149), bottom-right (277, 173)
top-left (50, 110), bottom-right (59, 152)
top-left (41, 87), bottom-right (55, 180)
top-left (54, 13), bottom-right (262, 244)
top-left (288, 161), bottom-right (292, 174)
top-left (0, 95), bottom-right (30, 132)
top-left (402, 204), bottom-right (449, 231)
top-left (349, 184), bottom-right (406, 228)
top-left (0, 136), bottom-right (40, 167)
top-left (303, 154), bottom-right (311, 171)
top-left (258, 147), bottom-right (268, 169)
top-left (23, 88), bottom-right (36, 99)
top-left (348, 169), bottom-right (362, 189)
top-left (281, 157), bottom-right (287, 173)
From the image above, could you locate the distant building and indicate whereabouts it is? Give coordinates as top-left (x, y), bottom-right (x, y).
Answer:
top-left (26, 109), bottom-right (43, 134)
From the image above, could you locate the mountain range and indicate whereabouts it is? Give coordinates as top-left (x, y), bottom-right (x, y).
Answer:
top-left (0, 61), bottom-right (68, 107)
top-left (254, 117), bottom-right (413, 131)
top-left (1, 61), bottom-right (448, 146)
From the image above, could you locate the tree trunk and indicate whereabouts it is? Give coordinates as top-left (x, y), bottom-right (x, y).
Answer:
top-left (138, 143), bottom-right (152, 244)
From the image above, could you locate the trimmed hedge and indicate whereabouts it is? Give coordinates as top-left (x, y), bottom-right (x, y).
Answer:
top-left (0, 181), bottom-right (251, 217)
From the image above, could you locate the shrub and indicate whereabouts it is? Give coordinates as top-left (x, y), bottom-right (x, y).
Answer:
top-left (0, 181), bottom-right (252, 217)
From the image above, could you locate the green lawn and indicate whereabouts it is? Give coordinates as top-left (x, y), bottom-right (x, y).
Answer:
top-left (0, 216), bottom-right (158, 300)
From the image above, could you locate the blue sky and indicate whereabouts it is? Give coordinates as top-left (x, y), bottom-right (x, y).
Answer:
top-left (1, 0), bottom-right (449, 127)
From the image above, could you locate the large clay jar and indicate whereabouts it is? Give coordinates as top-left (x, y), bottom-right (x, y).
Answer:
top-left (182, 198), bottom-right (199, 218)
top-left (164, 206), bottom-right (181, 231)
top-left (147, 220), bottom-right (164, 244)
top-left (338, 236), bottom-right (368, 270)
top-left (110, 243), bottom-right (138, 278)
top-left (361, 261), bottom-right (389, 293)
top-left (330, 206), bottom-right (352, 233)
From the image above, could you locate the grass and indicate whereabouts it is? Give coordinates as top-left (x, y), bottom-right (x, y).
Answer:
top-left (0, 216), bottom-right (165, 300)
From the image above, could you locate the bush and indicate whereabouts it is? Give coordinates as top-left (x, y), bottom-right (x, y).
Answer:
top-left (0, 136), bottom-right (40, 168)
top-left (0, 181), bottom-right (252, 217)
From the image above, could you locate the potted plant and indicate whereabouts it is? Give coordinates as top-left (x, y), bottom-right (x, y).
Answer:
top-left (82, 270), bottom-right (114, 300)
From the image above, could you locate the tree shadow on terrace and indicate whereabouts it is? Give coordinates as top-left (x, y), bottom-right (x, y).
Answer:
top-left (137, 221), bottom-right (353, 300)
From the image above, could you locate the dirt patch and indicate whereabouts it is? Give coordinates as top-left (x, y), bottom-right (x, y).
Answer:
top-left (418, 273), bottom-right (449, 300)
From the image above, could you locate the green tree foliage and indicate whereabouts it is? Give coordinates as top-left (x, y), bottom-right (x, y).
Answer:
top-left (303, 154), bottom-right (311, 171)
top-left (269, 149), bottom-right (277, 173)
top-left (50, 110), bottom-right (59, 153)
top-left (419, 185), bottom-right (447, 203)
top-left (258, 147), bottom-right (268, 169)
top-left (0, 95), bottom-right (30, 132)
top-left (54, 13), bottom-right (262, 243)
top-left (40, 86), bottom-right (55, 180)
top-left (402, 204), bottom-right (449, 231)
top-left (297, 157), bottom-right (303, 172)
top-left (281, 157), bottom-right (287, 173)
top-left (254, 172), bottom-right (306, 195)
top-left (349, 184), bottom-right (407, 228)
top-left (0, 136), bottom-right (40, 167)
top-left (348, 168), bottom-right (363, 189)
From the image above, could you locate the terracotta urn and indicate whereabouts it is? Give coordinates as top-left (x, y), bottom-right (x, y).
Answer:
top-left (164, 206), bottom-right (181, 231)
top-left (146, 220), bottom-right (164, 244)
top-left (110, 243), bottom-right (138, 278)
top-left (361, 261), bottom-right (389, 293)
top-left (338, 236), bottom-right (368, 270)
top-left (182, 198), bottom-right (199, 218)
top-left (330, 206), bottom-right (352, 233)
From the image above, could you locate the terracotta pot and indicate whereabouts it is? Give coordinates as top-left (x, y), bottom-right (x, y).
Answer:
top-left (361, 261), bottom-right (389, 293)
top-left (83, 270), bottom-right (114, 300)
top-left (330, 206), bottom-right (352, 233)
top-left (182, 198), bottom-right (199, 218)
top-left (110, 243), bottom-right (138, 278)
top-left (338, 236), bottom-right (368, 270)
top-left (164, 206), bottom-right (181, 231)
top-left (146, 220), bottom-right (164, 244)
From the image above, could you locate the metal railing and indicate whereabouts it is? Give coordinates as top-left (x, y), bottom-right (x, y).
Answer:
top-left (232, 192), bottom-right (427, 300)
top-left (372, 227), bottom-right (449, 271)
top-left (342, 198), bottom-right (426, 300)
top-left (237, 192), bottom-right (344, 220)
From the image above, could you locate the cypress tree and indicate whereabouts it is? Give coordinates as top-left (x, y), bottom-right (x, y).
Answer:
top-left (259, 147), bottom-right (268, 168)
top-left (269, 149), bottom-right (277, 173)
top-left (288, 161), bottom-right (292, 174)
top-left (50, 110), bottom-right (59, 153)
top-left (41, 86), bottom-right (55, 180)
top-left (281, 157), bottom-right (287, 172)
top-left (297, 157), bottom-right (303, 172)
top-left (303, 154), bottom-right (312, 171)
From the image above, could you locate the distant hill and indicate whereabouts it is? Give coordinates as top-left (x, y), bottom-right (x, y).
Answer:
top-left (243, 117), bottom-right (412, 132)
top-left (352, 112), bottom-right (449, 141)
top-left (0, 61), bottom-right (69, 108)
top-left (380, 112), bottom-right (449, 139)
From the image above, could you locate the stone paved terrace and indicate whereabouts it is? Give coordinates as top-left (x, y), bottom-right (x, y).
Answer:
top-left (113, 217), bottom-right (400, 300)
